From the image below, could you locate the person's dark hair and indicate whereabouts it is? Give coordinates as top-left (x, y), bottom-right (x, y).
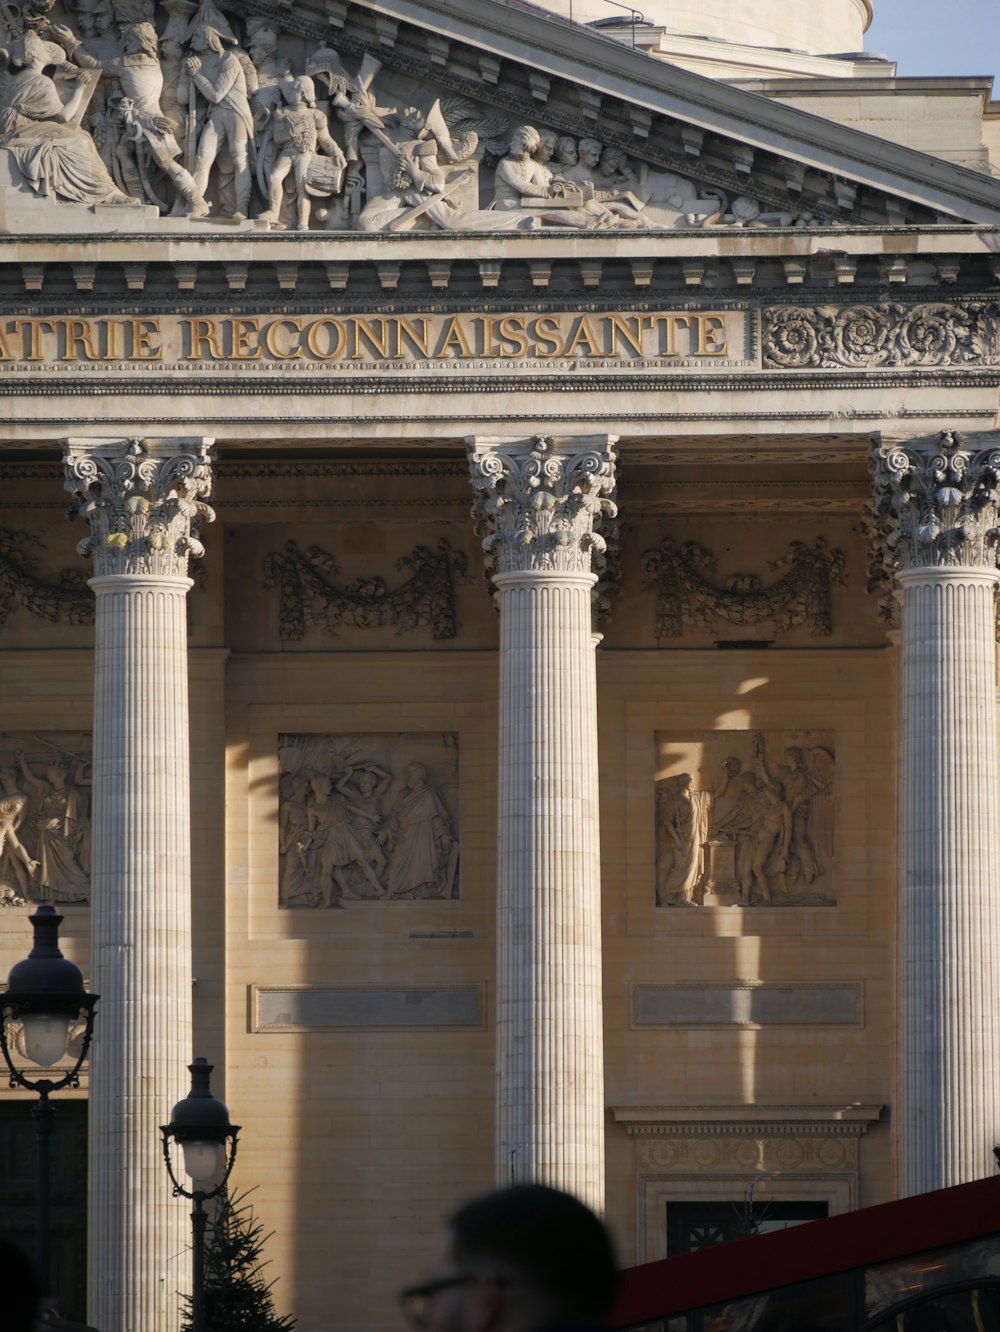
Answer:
top-left (0, 1237), bottom-right (39, 1332)
top-left (448, 1184), bottom-right (619, 1322)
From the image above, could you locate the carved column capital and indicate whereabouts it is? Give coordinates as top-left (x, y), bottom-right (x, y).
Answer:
top-left (467, 434), bottom-right (618, 581)
top-left (62, 436), bottom-right (215, 579)
top-left (869, 430), bottom-right (1000, 579)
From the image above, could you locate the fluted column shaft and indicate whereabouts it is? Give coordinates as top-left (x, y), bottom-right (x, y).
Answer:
top-left (63, 437), bottom-right (214, 1332)
top-left (871, 432), bottom-right (1000, 1195)
top-left (896, 568), bottom-right (1000, 1192)
top-left (469, 433), bottom-right (617, 1212)
top-left (90, 575), bottom-right (194, 1331)
top-left (495, 571), bottom-right (604, 1206)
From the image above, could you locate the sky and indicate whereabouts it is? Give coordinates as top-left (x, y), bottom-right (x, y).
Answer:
top-left (865, 0), bottom-right (1000, 90)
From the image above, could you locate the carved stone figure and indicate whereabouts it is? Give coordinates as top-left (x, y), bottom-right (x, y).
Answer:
top-left (51, 17), bottom-right (209, 214)
top-left (0, 29), bottom-right (137, 206)
top-left (17, 748), bottom-right (90, 902)
top-left (655, 772), bottom-right (712, 906)
top-left (184, 6), bottom-right (253, 218)
top-left (0, 767), bottom-right (39, 896)
top-left (301, 771), bottom-right (386, 906)
top-left (257, 75), bottom-right (344, 230)
top-left (277, 733), bottom-right (461, 907)
top-left (656, 732), bottom-right (836, 908)
top-left (386, 762), bottom-right (457, 899)
top-left (278, 771), bottom-right (313, 905)
top-left (337, 762), bottom-right (391, 879)
top-left (0, 2), bottom-right (849, 232)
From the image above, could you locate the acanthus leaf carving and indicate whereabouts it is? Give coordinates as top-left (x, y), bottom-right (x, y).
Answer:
top-left (63, 436), bottom-right (214, 579)
top-left (642, 535), bottom-right (846, 640)
top-left (468, 434), bottom-right (618, 580)
top-left (869, 431), bottom-right (1000, 579)
top-left (263, 537), bottom-right (468, 641)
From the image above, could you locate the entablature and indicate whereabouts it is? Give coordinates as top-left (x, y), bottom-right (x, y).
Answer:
top-left (0, 226), bottom-right (998, 298)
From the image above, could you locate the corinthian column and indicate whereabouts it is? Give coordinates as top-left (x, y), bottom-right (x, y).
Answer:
top-left (871, 430), bottom-right (1000, 1195)
top-left (468, 433), bottom-right (617, 1212)
top-left (63, 436), bottom-right (214, 1332)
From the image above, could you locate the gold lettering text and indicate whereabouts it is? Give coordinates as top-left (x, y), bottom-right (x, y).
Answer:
top-left (304, 318), bottom-right (346, 360)
top-left (694, 314), bottom-right (728, 356)
top-left (530, 316), bottom-right (564, 358)
top-left (607, 314), bottom-right (646, 358)
top-left (14, 320), bottom-right (53, 361)
top-left (435, 317), bottom-right (474, 358)
top-left (185, 318), bottom-right (224, 360)
top-left (62, 319), bottom-right (99, 362)
top-left (262, 318), bottom-right (303, 359)
top-left (497, 316), bottom-right (527, 357)
top-left (563, 315), bottom-right (601, 358)
top-left (352, 317), bottom-right (390, 360)
top-left (130, 318), bottom-right (162, 361)
top-left (393, 317), bottom-right (430, 359)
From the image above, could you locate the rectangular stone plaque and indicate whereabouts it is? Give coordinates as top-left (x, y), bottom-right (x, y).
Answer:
top-left (252, 984), bottom-right (485, 1031)
top-left (631, 982), bottom-right (862, 1028)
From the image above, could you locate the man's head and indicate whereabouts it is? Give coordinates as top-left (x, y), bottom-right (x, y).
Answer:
top-left (403, 1184), bottom-right (618, 1332)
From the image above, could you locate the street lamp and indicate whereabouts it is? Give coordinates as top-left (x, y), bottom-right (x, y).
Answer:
top-left (0, 903), bottom-right (98, 1299)
top-left (161, 1057), bottom-right (240, 1332)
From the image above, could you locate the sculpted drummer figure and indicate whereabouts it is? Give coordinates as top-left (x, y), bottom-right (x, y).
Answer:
top-left (257, 75), bottom-right (345, 230)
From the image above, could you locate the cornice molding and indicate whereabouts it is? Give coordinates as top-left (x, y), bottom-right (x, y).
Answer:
top-left (611, 1104), bottom-right (884, 1138)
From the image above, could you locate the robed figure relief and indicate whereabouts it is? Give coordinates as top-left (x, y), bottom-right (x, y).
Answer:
top-left (655, 732), bottom-right (836, 908)
top-left (0, 734), bottom-right (91, 906)
top-left (278, 734), bottom-right (460, 908)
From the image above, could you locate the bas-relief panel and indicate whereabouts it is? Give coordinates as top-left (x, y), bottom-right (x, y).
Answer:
top-left (655, 731), bottom-right (835, 908)
top-left (278, 732), bottom-right (459, 908)
top-left (0, 731), bottom-right (91, 906)
top-left (0, 0), bottom-right (816, 232)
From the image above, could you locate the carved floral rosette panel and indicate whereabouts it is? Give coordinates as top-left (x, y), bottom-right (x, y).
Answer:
top-left (655, 731), bottom-right (836, 908)
top-left (763, 303), bottom-right (1000, 371)
top-left (0, 0), bottom-right (834, 233)
top-left (0, 731), bottom-right (92, 906)
top-left (278, 732), bottom-right (459, 908)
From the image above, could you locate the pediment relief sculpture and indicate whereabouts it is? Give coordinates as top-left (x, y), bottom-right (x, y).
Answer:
top-left (0, 0), bottom-right (871, 231)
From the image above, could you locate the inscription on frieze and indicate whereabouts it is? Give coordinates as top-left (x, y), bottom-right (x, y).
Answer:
top-left (0, 310), bottom-right (754, 375)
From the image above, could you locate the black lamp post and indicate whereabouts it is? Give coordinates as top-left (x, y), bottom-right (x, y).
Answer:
top-left (161, 1058), bottom-right (240, 1332)
top-left (0, 903), bottom-right (98, 1299)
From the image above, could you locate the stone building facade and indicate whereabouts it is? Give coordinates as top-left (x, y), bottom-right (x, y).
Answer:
top-left (0, 0), bottom-right (998, 1328)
